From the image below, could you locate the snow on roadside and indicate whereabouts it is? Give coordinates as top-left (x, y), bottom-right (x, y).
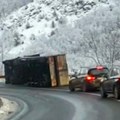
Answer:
top-left (0, 79), bottom-right (5, 83)
top-left (0, 97), bottom-right (18, 120)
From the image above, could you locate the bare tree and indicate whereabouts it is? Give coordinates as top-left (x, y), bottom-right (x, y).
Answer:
top-left (84, 22), bottom-right (120, 75)
top-left (101, 28), bottom-right (120, 72)
top-left (0, 7), bottom-right (7, 74)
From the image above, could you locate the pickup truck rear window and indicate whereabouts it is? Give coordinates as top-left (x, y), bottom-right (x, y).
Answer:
top-left (88, 68), bottom-right (109, 77)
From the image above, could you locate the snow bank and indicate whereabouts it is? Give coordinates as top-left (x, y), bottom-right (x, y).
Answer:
top-left (0, 97), bottom-right (18, 120)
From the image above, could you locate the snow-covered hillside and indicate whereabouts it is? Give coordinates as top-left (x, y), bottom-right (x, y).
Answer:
top-left (0, 0), bottom-right (120, 73)
top-left (0, 0), bottom-right (33, 15)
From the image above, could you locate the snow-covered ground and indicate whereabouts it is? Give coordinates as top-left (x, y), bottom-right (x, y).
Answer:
top-left (0, 0), bottom-right (120, 73)
top-left (0, 97), bottom-right (18, 120)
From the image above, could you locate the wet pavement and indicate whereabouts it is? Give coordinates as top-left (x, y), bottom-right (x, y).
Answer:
top-left (0, 83), bottom-right (120, 120)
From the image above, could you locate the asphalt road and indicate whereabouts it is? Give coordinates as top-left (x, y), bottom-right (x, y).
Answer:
top-left (0, 83), bottom-right (120, 120)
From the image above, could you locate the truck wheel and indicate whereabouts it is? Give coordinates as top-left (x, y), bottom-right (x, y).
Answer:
top-left (114, 86), bottom-right (120, 99)
top-left (100, 85), bottom-right (108, 98)
top-left (69, 85), bottom-right (75, 92)
top-left (5, 79), bottom-right (10, 84)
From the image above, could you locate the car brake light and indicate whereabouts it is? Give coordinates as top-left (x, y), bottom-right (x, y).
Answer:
top-left (118, 78), bottom-right (120, 82)
top-left (86, 76), bottom-right (95, 83)
top-left (96, 66), bottom-right (104, 70)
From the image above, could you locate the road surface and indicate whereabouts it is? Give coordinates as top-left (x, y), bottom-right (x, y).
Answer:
top-left (0, 83), bottom-right (120, 120)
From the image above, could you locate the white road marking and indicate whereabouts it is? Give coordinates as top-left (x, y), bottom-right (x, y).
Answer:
top-left (39, 88), bottom-right (70, 92)
top-left (86, 93), bottom-right (115, 98)
top-left (117, 100), bottom-right (120, 102)
top-left (85, 93), bottom-right (100, 96)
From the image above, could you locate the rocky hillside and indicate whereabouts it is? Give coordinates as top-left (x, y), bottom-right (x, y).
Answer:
top-left (1, 0), bottom-right (120, 73)
top-left (0, 0), bottom-right (33, 16)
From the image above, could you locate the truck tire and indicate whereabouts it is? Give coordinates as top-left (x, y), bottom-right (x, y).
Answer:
top-left (5, 78), bottom-right (10, 84)
top-left (5, 80), bottom-right (10, 84)
top-left (114, 86), bottom-right (120, 99)
top-left (100, 85), bottom-right (108, 98)
top-left (69, 85), bottom-right (75, 92)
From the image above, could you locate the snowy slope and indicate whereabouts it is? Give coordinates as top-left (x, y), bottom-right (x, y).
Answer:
top-left (1, 0), bottom-right (119, 73)
top-left (0, 0), bottom-right (33, 15)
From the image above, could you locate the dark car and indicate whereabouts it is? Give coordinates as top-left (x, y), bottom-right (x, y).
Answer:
top-left (100, 75), bottom-right (120, 99)
top-left (69, 66), bottom-right (109, 92)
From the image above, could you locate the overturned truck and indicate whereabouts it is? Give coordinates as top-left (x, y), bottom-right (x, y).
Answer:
top-left (3, 54), bottom-right (69, 87)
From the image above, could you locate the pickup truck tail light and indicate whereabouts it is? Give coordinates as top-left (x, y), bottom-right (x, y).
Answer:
top-left (86, 76), bottom-right (95, 83)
